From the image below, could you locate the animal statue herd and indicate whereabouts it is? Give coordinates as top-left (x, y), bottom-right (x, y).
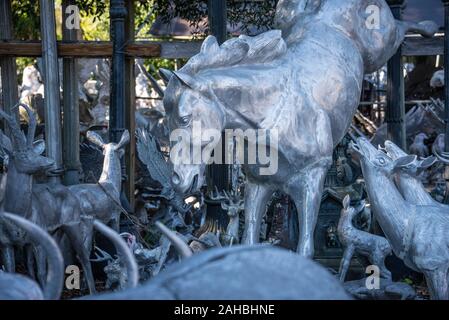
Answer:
top-left (1, 0), bottom-right (448, 300)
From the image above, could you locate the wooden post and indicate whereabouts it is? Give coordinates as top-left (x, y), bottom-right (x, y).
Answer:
top-left (0, 0), bottom-right (19, 118)
top-left (62, 0), bottom-right (81, 185)
top-left (386, 0), bottom-right (406, 150)
top-left (39, 0), bottom-right (63, 180)
top-left (443, 0), bottom-right (449, 152)
top-left (124, 0), bottom-right (136, 209)
top-left (207, 0), bottom-right (227, 44)
top-left (442, 0), bottom-right (449, 204)
top-left (206, 0), bottom-right (230, 231)
top-left (109, 0), bottom-right (127, 144)
top-left (110, 0), bottom-right (134, 213)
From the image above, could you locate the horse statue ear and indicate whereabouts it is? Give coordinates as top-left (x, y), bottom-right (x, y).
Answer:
top-left (173, 72), bottom-right (203, 91)
top-left (275, 0), bottom-right (322, 28)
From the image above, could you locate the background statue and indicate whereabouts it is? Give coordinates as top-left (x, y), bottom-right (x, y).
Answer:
top-left (163, 0), bottom-right (438, 257)
top-left (338, 195), bottom-right (392, 282)
top-left (351, 137), bottom-right (449, 300)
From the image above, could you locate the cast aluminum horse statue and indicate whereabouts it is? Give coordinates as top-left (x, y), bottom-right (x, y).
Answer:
top-left (162, 0), bottom-right (437, 257)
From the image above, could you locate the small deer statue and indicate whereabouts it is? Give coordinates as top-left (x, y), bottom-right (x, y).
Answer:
top-left (209, 187), bottom-right (244, 244)
top-left (69, 129), bottom-right (130, 231)
top-left (338, 195), bottom-right (392, 282)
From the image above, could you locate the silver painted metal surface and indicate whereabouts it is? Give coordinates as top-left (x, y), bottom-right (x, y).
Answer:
top-left (0, 211), bottom-right (64, 300)
top-left (68, 130), bottom-right (130, 231)
top-left (209, 187), bottom-right (244, 244)
top-left (86, 245), bottom-right (351, 300)
top-left (351, 137), bottom-right (449, 300)
top-left (163, 0), bottom-right (438, 257)
top-left (338, 195), bottom-right (392, 282)
top-left (0, 104), bottom-right (97, 293)
top-left (384, 140), bottom-right (441, 207)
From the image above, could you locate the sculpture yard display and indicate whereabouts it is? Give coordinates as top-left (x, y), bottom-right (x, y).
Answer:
top-left (1, 0), bottom-right (448, 302)
top-left (163, 0), bottom-right (438, 257)
top-left (0, 104), bottom-right (137, 294)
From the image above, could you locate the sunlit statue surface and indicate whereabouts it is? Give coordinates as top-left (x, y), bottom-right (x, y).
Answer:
top-left (163, 0), bottom-right (437, 257)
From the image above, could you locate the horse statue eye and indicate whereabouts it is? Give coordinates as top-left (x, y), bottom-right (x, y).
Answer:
top-left (378, 157), bottom-right (386, 165)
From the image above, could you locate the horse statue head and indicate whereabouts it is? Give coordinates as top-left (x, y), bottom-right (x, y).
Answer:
top-left (162, 31), bottom-right (286, 194)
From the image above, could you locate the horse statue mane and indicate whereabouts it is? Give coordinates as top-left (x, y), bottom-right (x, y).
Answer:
top-left (179, 30), bottom-right (287, 76)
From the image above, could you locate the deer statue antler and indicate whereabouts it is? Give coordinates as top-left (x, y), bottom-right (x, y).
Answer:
top-left (0, 103), bottom-right (27, 151)
top-left (91, 246), bottom-right (116, 263)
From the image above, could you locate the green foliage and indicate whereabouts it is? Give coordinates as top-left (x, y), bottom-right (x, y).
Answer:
top-left (11, 0), bottom-right (40, 40)
top-left (76, 0), bottom-right (107, 19)
top-left (150, 0), bottom-right (278, 36)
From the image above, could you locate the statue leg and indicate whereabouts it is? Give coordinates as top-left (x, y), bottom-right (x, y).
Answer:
top-left (371, 250), bottom-right (392, 281)
top-left (1, 245), bottom-right (15, 272)
top-left (423, 268), bottom-right (449, 300)
top-left (110, 214), bottom-right (120, 233)
top-left (25, 244), bottom-right (36, 280)
top-left (242, 181), bottom-right (274, 245)
top-left (64, 225), bottom-right (96, 294)
top-left (339, 244), bottom-right (355, 282)
top-left (34, 245), bottom-right (48, 287)
top-left (286, 164), bottom-right (329, 258)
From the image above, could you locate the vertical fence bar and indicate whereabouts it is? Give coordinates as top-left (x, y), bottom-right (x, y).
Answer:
top-left (39, 0), bottom-right (63, 180)
top-left (0, 0), bottom-right (19, 118)
top-left (443, 0), bottom-right (449, 152)
top-left (109, 0), bottom-right (127, 144)
top-left (62, 0), bottom-right (81, 185)
top-left (124, 0), bottom-right (136, 209)
top-left (206, 0), bottom-right (230, 231)
top-left (386, 0), bottom-right (406, 150)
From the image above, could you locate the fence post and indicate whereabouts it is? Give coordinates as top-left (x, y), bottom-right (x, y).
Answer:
top-left (443, 0), bottom-right (449, 152)
top-left (39, 0), bottom-right (63, 181)
top-left (124, 0), bottom-right (136, 209)
top-left (0, 0), bottom-right (19, 119)
top-left (110, 0), bottom-right (135, 215)
top-left (62, 0), bottom-right (81, 185)
top-left (386, 0), bottom-right (406, 150)
top-left (109, 0), bottom-right (127, 144)
top-left (205, 0), bottom-right (230, 232)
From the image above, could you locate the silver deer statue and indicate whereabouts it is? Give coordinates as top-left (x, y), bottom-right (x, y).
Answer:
top-left (0, 103), bottom-right (97, 293)
top-left (338, 195), bottom-right (392, 282)
top-left (209, 187), bottom-right (244, 244)
top-left (0, 106), bottom-right (138, 296)
top-left (351, 137), bottom-right (449, 300)
top-left (162, 0), bottom-right (438, 257)
top-left (68, 129), bottom-right (130, 231)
